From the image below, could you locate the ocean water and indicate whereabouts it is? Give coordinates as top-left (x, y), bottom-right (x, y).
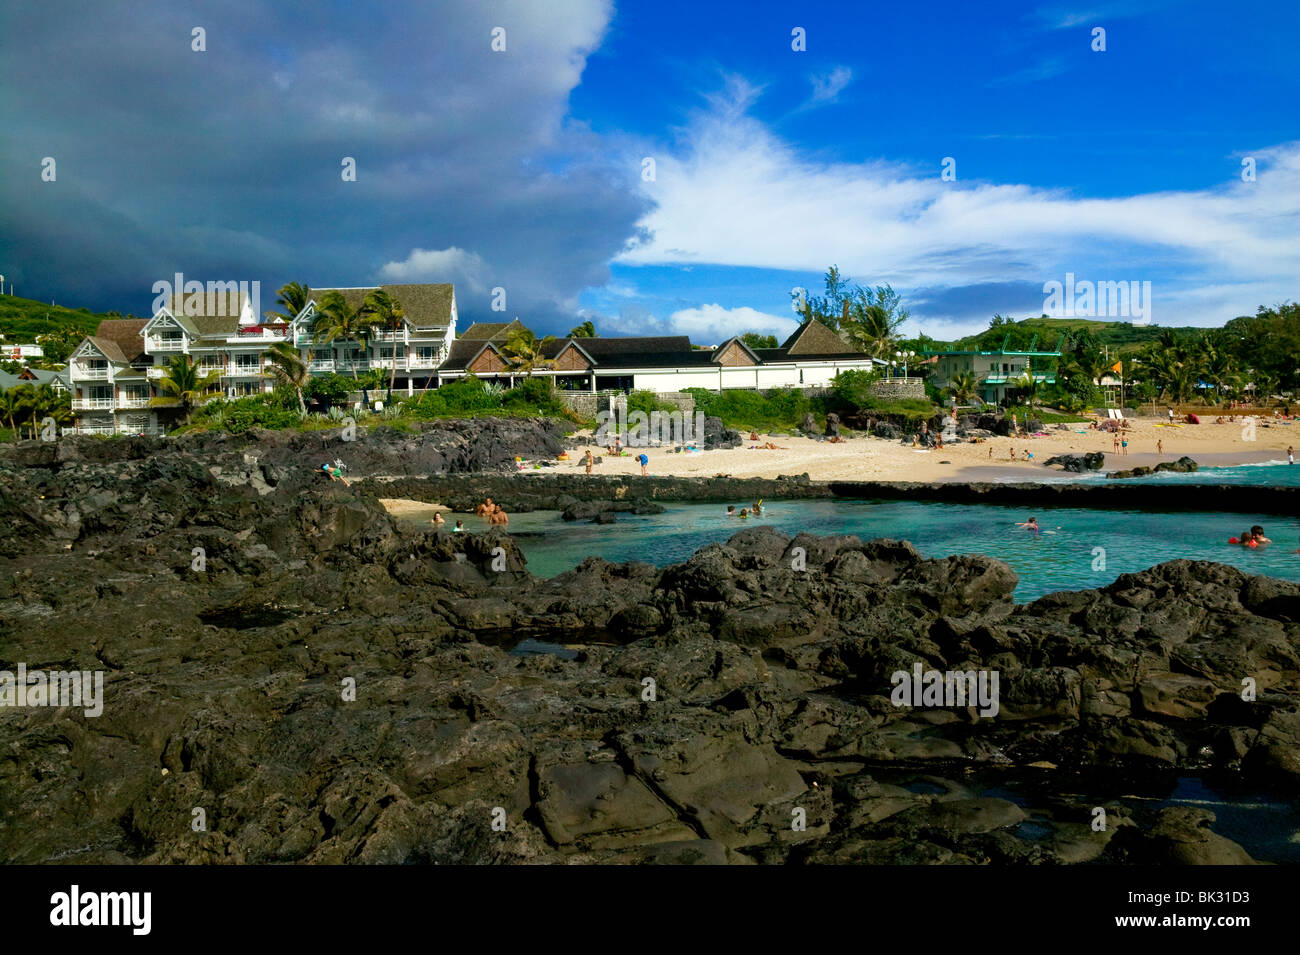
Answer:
top-left (1071, 457), bottom-right (1300, 487)
top-left (506, 499), bottom-right (1299, 601)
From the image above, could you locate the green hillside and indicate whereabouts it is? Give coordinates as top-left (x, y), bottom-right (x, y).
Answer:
top-left (0, 293), bottom-right (132, 365)
top-left (948, 315), bottom-right (1211, 354)
top-left (0, 293), bottom-right (126, 341)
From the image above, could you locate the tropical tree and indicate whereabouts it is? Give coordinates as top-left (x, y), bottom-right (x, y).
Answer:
top-left (948, 370), bottom-right (979, 406)
top-left (740, 332), bottom-right (778, 349)
top-left (315, 291), bottom-right (376, 379)
top-left (502, 328), bottom-right (557, 377)
top-left (151, 354), bottom-right (223, 425)
top-left (1014, 370), bottom-right (1042, 412)
top-left (263, 341), bottom-right (310, 415)
top-left (0, 388), bottom-right (24, 438)
top-left (362, 290), bottom-right (406, 395)
top-left (266, 282), bottom-right (312, 322)
top-left (567, 320), bottom-right (597, 338)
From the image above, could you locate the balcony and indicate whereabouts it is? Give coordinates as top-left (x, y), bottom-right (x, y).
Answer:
top-left (308, 359), bottom-right (335, 372)
top-left (75, 365), bottom-right (109, 380)
top-left (225, 364), bottom-right (264, 378)
top-left (118, 395), bottom-right (152, 409)
top-left (73, 397), bottom-right (115, 410)
top-left (148, 338), bottom-right (185, 351)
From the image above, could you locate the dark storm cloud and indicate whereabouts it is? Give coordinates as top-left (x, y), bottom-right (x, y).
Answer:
top-left (0, 0), bottom-right (646, 330)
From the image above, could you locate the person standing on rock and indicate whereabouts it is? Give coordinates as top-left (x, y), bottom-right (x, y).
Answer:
top-left (584, 449), bottom-right (594, 474)
top-left (638, 452), bottom-right (648, 476)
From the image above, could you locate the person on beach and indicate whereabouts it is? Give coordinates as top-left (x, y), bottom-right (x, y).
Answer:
top-left (1016, 517), bottom-right (1040, 532)
top-left (1157, 439), bottom-right (1163, 455)
top-left (1168, 407), bottom-right (1176, 423)
top-left (1121, 437), bottom-right (1128, 455)
top-left (489, 507), bottom-right (509, 526)
top-left (584, 449), bottom-right (594, 474)
top-left (1288, 445), bottom-right (1294, 465)
top-left (1113, 435), bottom-right (1120, 453)
top-left (1009, 447), bottom-right (1017, 461)
top-left (989, 446), bottom-right (994, 459)
top-left (1024, 449), bottom-right (1034, 461)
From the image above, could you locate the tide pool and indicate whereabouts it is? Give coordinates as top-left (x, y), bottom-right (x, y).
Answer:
top-left (506, 499), bottom-right (1300, 601)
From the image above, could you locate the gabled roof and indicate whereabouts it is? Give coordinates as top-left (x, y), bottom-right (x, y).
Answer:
top-left (0, 369), bottom-right (66, 391)
top-left (86, 319), bottom-right (149, 363)
top-left (302, 284), bottom-right (456, 330)
top-left (166, 291), bottom-right (252, 337)
top-left (439, 339), bottom-right (509, 372)
top-left (458, 318), bottom-right (526, 341)
top-left (711, 337), bottom-right (763, 364)
top-left (780, 319), bottom-right (857, 356)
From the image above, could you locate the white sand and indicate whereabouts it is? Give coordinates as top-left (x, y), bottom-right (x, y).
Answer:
top-left (547, 416), bottom-right (1297, 483)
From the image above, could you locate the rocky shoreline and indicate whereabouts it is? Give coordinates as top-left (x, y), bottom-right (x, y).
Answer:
top-left (1, 423), bottom-right (1297, 864)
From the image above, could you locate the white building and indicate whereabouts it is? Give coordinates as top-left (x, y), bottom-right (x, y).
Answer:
top-left (68, 289), bottom-right (885, 434)
top-left (437, 318), bottom-right (886, 392)
top-left (289, 284), bottom-right (457, 393)
top-left (69, 284), bottom-right (458, 433)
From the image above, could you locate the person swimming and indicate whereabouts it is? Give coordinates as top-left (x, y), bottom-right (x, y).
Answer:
top-left (752, 499), bottom-right (764, 516)
top-left (453, 520), bottom-right (464, 533)
top-left (1251, 525), bottom-right (1271, 544)
top-left (1016, 517), bottom-right (1040, 532)
top-left (738, 508), bottom-right (749, 519)
top-left (726, 505), bottom-right (736, 516)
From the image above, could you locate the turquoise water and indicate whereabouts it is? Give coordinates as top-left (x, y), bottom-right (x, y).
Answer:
top-left (1077, 458), bottom-right (1300, 486)
top-left (507, 500), bottom-right (1300, 601)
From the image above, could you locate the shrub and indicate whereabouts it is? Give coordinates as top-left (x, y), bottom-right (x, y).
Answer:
top-left (303, 372), bottom-right (354, 407)
top-left (684, 387), bottom-right (812, 430)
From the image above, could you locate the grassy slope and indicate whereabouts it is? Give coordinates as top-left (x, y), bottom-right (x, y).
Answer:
top-left (0, 294), bottom-right (118, 342)
top-left (949, 317), bottom-right (1208, 354)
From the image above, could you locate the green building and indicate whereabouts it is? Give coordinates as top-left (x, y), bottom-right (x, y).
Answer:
top-left (925, 347), bottom-right (1059, 405)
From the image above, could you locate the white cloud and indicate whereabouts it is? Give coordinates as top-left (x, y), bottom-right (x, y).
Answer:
top-left (808, 67), bottom-right (852, 105)
top-left (666, 304), bottom-right (796, 343)
top-left (618, 82), bottom-right (1300, 326)
top-left (379, 247), bottom-right (491, 292)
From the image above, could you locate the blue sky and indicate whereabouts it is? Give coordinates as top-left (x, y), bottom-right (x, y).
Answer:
top-left (2, 0), bottom-right (1297, 341)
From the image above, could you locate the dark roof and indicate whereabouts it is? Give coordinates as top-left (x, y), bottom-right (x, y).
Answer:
top-left (87, 319), bottom-right (148, 363)
top-left (307, 284), bottom-right (455, 329)
top-left (540, 335), bottom-right (710, 368)
top-left (754, 347), bottom-right (879, 363)
top-left (779, 319), bottom-right (854, 356)
top-left (440, 339), bottom-right (506, 372)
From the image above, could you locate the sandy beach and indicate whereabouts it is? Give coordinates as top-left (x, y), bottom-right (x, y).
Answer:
top-left (550, 415), bottom-right (1297, 483)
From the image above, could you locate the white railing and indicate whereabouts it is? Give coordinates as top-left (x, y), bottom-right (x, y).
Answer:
top-left (73, 397), bottom-right (115, 410)
top-left (226, 364), bottom-right (263, 377)
top-left (76, 366), bottom-right (109, 380)
top-left (118, 396), bottom-right (152, 409)
top-left (409, 355), bottom-right (441, 368)
top-left (148, 338), bottom-right (185, 351)
top-left (308, 360), bottom-right (335, 372)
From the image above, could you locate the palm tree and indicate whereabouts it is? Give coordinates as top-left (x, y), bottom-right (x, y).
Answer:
top-left (0, 388), bottom-right (22, 438)
top-left (842, 303), bottom-right (900, 358)
top-left (948, 370), bottom-right (979, 406)
top-left (315, 291), bottom-right (375, 380)
top-left (1014, 371), bottom-right (1042, 412)
top-left (502, 327), bottom-right (556, 377)
top-left (362, 290), bottom-right (406, 396)
top-left (567, 320), bottom-right (597, 338)
top-left (152, 354), bottom-right (223, 425)
top-left (266, 282), bottom-right (312, 322)
top-left (263, 341), bottom-right (310, 415)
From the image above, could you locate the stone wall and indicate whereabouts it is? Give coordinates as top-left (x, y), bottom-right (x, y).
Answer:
top-left (867, 377), bottom-right (926, 400)
top-left (557, 391), bottom-right (696, 419)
